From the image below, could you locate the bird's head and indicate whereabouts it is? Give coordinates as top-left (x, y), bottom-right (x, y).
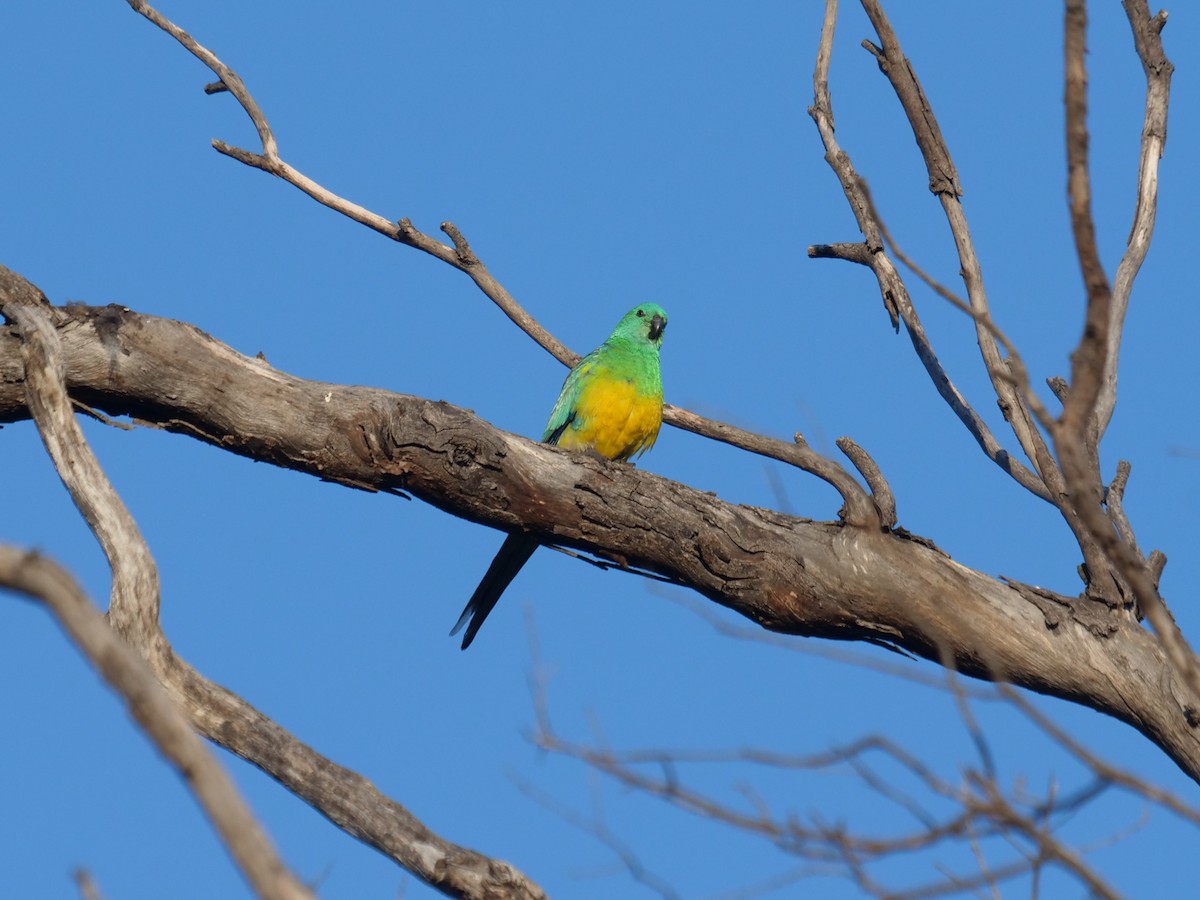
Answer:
top-left (613, 303), bottom-right (668, 349)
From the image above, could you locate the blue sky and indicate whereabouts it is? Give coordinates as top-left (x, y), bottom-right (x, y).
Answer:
top-left (3, 1), bottom-right (1199, 897)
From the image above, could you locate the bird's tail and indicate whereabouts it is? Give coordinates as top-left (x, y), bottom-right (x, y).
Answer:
top-left (451, 534), bottom-right (539, 650)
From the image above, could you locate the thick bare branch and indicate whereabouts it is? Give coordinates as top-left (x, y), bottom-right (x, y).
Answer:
top-left (3, 288), bottom-right (1199, 787)
top-left (0, 273), bottom-right (162, 648)
top-left (1, 274), bottom-right (311, 900)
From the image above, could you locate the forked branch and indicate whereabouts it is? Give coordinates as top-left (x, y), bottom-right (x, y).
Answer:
top-left (0, 266), bottom-right (548, 900)
top-left (808, 0), bottom-right (1052, 503)
top-left (1052, 0), bottom-right (1199, 707)
top-left (808, 0), bottom-right (1196, 707)
top-left (859, 0), bottom-right (1060, 496)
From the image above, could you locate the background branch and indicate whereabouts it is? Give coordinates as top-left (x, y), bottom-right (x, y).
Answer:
top-left (0, 547), bottom-right (312, 900)
top-left (528, 639), bottom-right (1132, 900)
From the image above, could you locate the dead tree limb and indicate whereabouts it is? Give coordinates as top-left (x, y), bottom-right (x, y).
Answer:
top-left (3, 275), bottom-right (1199, 789)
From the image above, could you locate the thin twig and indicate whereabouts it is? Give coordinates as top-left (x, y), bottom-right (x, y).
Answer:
top-left (666, 404), bottom-right (878, 525)
top-left (1096, 0), bottom-right (1174, 437)
top-left (808, 1), bottom-right (1051, 503)
top-left (808, 242), bottom-right (874, 268)
top-left (836, 436), bottom-right (897, 528)
top-left (72, 399), bottom-right (135, 430)
top-left (128, 0), bottom-right (880, 528)
top-left (511, 773), bottom-right (683, 900)
top-left (124, 0), bottom-right (277, 157)
top-left (863, 181), bottom-right (1131, 629)
top-left (857, 0), bottom-right (1058, 490)
top-left (1000, 686), bottom-right (1200, 828)
top-left (869, 196), bottom-right (1061, 458)
top-left (1104, 461), bottom-right (1141, 553)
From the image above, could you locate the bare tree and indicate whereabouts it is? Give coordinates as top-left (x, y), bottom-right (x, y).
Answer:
top-left (0, 0), bottom-right (1192, 897)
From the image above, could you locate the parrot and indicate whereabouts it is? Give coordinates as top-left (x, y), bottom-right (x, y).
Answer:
top-left (451, 303), bottom-right (668, 649)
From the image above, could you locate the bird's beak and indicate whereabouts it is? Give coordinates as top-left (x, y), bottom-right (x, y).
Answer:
top-left (649, 314), bottom-right (666, 342)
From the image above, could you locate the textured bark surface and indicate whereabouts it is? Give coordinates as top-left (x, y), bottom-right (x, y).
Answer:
top-left (3, 301), bottom-right (1197, 783)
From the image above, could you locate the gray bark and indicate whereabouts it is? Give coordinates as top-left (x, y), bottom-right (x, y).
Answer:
top-left (4, 293), bottom-right (1196, 785)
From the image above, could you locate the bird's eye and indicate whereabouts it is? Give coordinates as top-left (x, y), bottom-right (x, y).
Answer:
top-left (636, 309), bottom-right (645, 317)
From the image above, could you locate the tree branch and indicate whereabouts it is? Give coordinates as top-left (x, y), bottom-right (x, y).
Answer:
top-left (806, 0), bottom-right (1051, 504)
top-left (1096, 0), bottom-right (1173, 438)
top-left (1034, 2), bottom-right (1200, 706)
top-left (811, 2), bottom-right (1193, 704)
top-left (807, 0), bottom-right (1052, 503)
top-left (857, 0), bottom-right (1059, 490)
top-left (1061, 0), bottom-right (1112, 460)
top-left (3, 282), bottom-right (1199, 787)
top-left (0, 267), bottom-right (547, 900)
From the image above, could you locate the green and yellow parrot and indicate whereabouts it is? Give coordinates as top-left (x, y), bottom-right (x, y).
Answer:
top-left (452, 303), bottom-right (669, 649)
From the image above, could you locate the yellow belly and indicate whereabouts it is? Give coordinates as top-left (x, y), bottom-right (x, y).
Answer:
top-left (557, 377), bottom-right (662, 461)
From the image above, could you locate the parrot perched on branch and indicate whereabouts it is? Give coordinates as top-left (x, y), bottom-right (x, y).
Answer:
top-left (452, 303), bottom-right (668, 649)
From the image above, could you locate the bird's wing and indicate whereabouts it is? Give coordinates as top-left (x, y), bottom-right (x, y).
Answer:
top-left (542, 351), bottom-right (600, 444)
